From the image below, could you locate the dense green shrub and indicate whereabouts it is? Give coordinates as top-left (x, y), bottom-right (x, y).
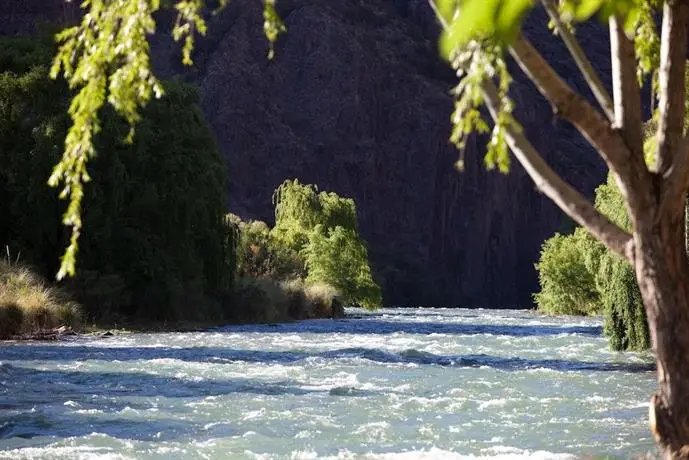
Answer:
top-left (0, 36), bottom-right (234, 322)
top-left (534, 228), bottom-right (601, 316)
top-left (302, 225), bottom-right (382, 310)
top-left (591, 176), bottom-right (648, 350)
top-left (231, 215), bottom-right (305, 281)
top-left (534, 172), bottom-right (650, 350)
top-left (230, 277), bottom-right (291, 324)
top-left (597, 251), bottom-right (649, 351)
top-left (272, 180), bottom-right (381, 310)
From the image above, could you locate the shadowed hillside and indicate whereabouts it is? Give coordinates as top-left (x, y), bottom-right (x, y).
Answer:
top-left (0, 0), bottom-right (609, 307)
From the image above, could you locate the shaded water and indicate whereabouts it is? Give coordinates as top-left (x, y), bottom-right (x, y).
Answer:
top-left (0, 308), bottom-right (657, 459)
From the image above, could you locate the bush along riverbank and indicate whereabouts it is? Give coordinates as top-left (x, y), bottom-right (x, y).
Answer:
top-left (534, 172), bottom-right (651, 352)
top-left (533, 65), bottom-right (689, 352)
top-left (228, 179), bottom-right (382, 324)
top-left (0, 36), bottom-right (381, 339)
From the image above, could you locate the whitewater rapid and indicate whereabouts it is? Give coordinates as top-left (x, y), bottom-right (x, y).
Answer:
top-left (0, 308), bottom-right (657, 459)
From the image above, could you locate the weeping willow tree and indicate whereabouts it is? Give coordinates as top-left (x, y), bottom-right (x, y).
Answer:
top-left (271, 180), bottom-right (381, 309)
top-left (0, 34), bottom-right (233, 321)
top-left (47, 0), bottom-right (285, 280)
top-left (593, 174), bottom-right (649, 350)
top-left (534, 227), bottom-right (602, 316)
top-left (535, 171), bottom-right (649, 351)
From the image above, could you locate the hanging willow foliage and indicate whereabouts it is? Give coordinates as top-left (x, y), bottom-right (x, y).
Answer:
top-left (49, 0), bottom-right (285, 279)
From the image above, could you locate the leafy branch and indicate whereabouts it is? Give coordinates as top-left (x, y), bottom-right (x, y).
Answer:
top-left (50, 0), bottom-right (284, 279)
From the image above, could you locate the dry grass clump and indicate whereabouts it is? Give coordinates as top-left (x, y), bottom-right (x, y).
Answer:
top-left (280, 278), bottom-right (309, 319)
top-left (305, 283), bottom-right (344, 318)
top-left (280, 279), bottom-right (344, 319)
top-left (231, 277), bottom-right (344, 323)
top-left (0, 261), bottom-right (81, 339)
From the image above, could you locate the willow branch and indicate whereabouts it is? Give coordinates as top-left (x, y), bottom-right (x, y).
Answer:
top-left (508, 34), bottom-right (654, 222)
top-left (609, 15), bottom-right (644, 158)
top-left (541, 0), bottom-right (615, 121)
top-left (508, 35), bottom-right (635, 178)
top-left (656, 0), bottom-right (689, 177)
top-left (427, 0), bottom-right (449, 30)
top-left (425, 1), bottom-right (635, 258)
top-left (480, 79), bottom-right (634, 259)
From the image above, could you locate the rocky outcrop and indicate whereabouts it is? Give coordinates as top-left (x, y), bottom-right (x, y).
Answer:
top-left (1, 0), bottom-right (610, 307)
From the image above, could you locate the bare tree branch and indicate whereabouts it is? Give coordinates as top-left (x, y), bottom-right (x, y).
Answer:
top-left (656, 0), bottom-right (689, 177)
top-left (427, 0), bottom-right (449, 31)
top-left (609, 15), bottom-right (644, 158)
top-left (508, 35), bottom-right (638, 180)
top-left (508, 33), bottom-right (655, 224)
top-left (426, 0), bottom-right (635, 258)
top-left (480, 78), bottom-right (635, 260)
top-left (541, 0), bottom-right (615, 121)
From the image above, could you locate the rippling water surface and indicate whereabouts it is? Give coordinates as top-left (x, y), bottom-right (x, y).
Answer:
top-left (0, 308), bottom-right (657, 459)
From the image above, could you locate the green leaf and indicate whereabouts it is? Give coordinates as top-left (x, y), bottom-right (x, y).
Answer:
top-left (437, 0), bottom-right (459, 24)
top-left (440, 0), bottom-right (501, 59)
top-left (495, 0), bottom-right (534, 43)
top-left (572, 0), bottom-right (605, 21)
top-left (439, 0), bottom-right (533, 59)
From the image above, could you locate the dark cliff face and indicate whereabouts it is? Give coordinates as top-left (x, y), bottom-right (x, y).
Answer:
top-left (1, 0), bottom-right (608, 307)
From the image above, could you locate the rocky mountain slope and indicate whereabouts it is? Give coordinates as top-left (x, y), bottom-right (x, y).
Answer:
top-left (1, 0), bottom-right (609, 306)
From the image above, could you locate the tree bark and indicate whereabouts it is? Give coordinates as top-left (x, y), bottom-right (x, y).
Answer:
top-left (426, 1), bottom-right (689, 455)
top-left (635, 204), bottom-right (689, 458)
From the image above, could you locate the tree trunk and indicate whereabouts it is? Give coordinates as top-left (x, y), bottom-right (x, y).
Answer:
top-left (635, 209), bottom-right (689, 458)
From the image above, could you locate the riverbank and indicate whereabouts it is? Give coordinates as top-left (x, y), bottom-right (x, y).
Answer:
top-left (0, 259), bottom-right (347, 341)
top-left (1, 305), bottom-right (347, 342)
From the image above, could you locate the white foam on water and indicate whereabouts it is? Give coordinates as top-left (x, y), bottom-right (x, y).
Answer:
top-left (279, 446), bottom-right (577, 460)
top-left (478, 399), bottom-right (508, 411)
top-left (0, 308), bottom-right (657, 458)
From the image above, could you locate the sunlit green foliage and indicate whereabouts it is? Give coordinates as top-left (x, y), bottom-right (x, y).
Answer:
top-left (592, 176), bottom-right (648, 350)
top-left (597, 251), bottom-right (649, 350)
top-left (438, 0), bottom-right (655, 51)
top-left (302, 225), bottom-right (382, 310)
top-left (436, 0), bottom-right (660, 176)
top-left (272, 180), bottom-right (358, 251)
top-left (233, 180), bottom-right (381, 310)
top-left (271, 180), bottom-right (381, 309)
top-left (231, 215), bottom-right (305, 281)
top-left (594, 175), bottom-right (631, 229)
top-left (50, 0), bottom-right (285, 279)
top-left (230, 181), bottom-right (368, 318)
top-left (0, 36), bottom-right (234, 322)
top-left (535, 175), bottom-right (649, 350)
top-left (534, 228), bottom-right (602, 316)
top-left (437, 0), bottom-right (532, 52)
top-left (272, 181), bottom-right (324, 252)
top-left (449, 43), bottom-right (514, 173)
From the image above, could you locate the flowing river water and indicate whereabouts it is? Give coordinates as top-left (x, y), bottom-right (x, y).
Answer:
top-left (0, 308), bottom-right (657, 459)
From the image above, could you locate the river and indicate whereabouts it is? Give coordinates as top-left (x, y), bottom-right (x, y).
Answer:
top-left (0, 308), bottom-right (657, 459)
